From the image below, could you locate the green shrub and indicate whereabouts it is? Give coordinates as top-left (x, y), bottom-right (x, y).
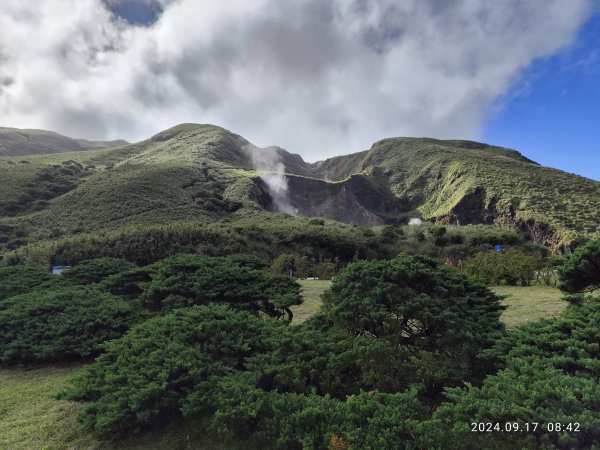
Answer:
top-left (558, 239), bottom-right (600, 293)
top-left (105, 254), bottom-right (302, 321)
top-left (0, 286), bottom-right (137, 363)
top-left (418, 297), bottom-right (600, 449)
top-left (62, 258), bottom-right (136, 285)
top-left (322, 256), bottom-right (506, 390)
top-left (0, 265), bottom-right (63, 300)
top-left (61, 304), bottom-right (427, 446)
top-left (460, 250), bottom-right (540, 286)
top-left (61, 305), bottom-right (287, 435)
top-left (246, 325), bottom-right (416, 398)
top-left (208, 383), bottom-right (427, 449)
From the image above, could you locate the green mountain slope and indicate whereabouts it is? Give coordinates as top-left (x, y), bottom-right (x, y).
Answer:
top-left (300, 137), bottom-right (600, 247)
top-left (0, 123), bottom-right (598, 253)
top-left (0, 127), bottom-right (128, 156)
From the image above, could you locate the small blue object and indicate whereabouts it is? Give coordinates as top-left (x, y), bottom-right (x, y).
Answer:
top-left (495, 245), bottom-right (501, 253)
top-left (51, 265), bottom-right (71, 275)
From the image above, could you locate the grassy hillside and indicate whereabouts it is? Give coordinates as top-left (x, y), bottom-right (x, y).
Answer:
top-left (0, 123), bottom-right (597, 256)
top-left (304, 137), bottom-right (600, 248)
top-left (0, 126), bottom-right (127, 157)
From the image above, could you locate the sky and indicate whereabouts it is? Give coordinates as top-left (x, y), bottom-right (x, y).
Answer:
top-left (0, 0), bottom-right (598, 180)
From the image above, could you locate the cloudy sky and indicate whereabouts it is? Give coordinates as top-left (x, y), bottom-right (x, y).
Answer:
top-left (0, 0), bottom-right (598, 178)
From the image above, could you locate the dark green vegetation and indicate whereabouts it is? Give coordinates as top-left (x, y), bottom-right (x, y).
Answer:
top-left (47, 254), bottom-right (599, 449)
top-left (0, 251), bottom-right (596, 448)
top-left (0, 124), bottom-right (598, 262)
top-left (1, 218), bottom-right (543, 270)
top-left (459, 249), bottom-right (543, 286)
top-left (558, 239), bottom-right (600, 293)
top-left (0, 254), bottom-right (300, 365)
top-left (60, 256), bottom-right (505, 448)
top-left (424, 297), bottom-right (600, 449)
top-left (0, 126), bottom-right (127, 156)
top-left (0, 265), bottom-right (63, 299)
top-left (321, 257), bottom-right (505, 389)
top-left (0, 286), bottom-right (136, 363)
top-left (294, 280), bottom-right (568, 330)
top-left (105, 254), bottom-right (301, 320)
top-left (62, 257), bottom-right (136, 285)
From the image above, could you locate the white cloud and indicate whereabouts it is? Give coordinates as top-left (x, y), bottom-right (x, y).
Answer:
top-left (0, 0), bottom-right (593, 160)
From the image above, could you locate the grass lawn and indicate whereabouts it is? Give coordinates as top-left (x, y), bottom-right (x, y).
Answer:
top-left (0, 364), bottom-right (95, 450)
top-left (493, 285), bottom-right (567, 329)
top-left (291, 279), bottom-right (332, 323)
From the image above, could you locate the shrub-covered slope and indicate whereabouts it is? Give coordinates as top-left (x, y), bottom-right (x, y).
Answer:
top-left (0, 126), bottom-right (127, 156)
top-left (0, 123), bottom-right (598, 252)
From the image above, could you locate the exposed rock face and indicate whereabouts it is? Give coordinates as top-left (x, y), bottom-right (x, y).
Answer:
top-left (438, 187), bottom-right (492, 226)
top-left (257, 174), bottom-right (409, 226)
top-left (494, 203), bottom-right (563, 250)
top-left (440, 189), bottom-right (563, 250)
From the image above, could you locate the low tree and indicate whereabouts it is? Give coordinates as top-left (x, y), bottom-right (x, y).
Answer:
top-left (322, 256), bottom-right (506, 390)
top-left (0, 265), bottom-right (63, 300)
top-left (0, 286), bottom-right (137, 363)
top-left (419, 296), bottom-right (600, 449)
top-left (105, 254), bottom-right (302, 321)
top-left (460, 250), bottom-right (540, 286)
top-left (60, 305), bottom-right (288, 435)
top-left (61, 304), bottom-right (428, 446)
top-left (558, 239), bottom-right (600, 293)
top-left (270, 254), bottom-right (296, 276)
top-left (62, 257), bottom-right (136, 285)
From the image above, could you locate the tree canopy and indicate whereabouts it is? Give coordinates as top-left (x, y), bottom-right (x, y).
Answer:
top-left (0, 286), bottom-right (137, 363)
top-left (559, 239), bottom-right (600, 293)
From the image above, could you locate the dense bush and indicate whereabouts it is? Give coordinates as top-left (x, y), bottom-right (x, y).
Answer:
top-left (270, 253), bottom-right (339, 279)
top-left (0, 286), bottom-right (137, 363)
top-left (207, 383), bottom-right (427, 449)
top-left (62, 305), bottom-right (429, 446)
top-left (418, 298), bottom-right (600, 449)
top-left (322, 256), bottom-right (506, 390)
top-left (2, 219), bottom-right (539, 269)
top-left (247, 325), bottom-right (417, 398)
top-left (460, 250), bottom-right (540, 285)
top-left (0, 265), bottom-right (63, 300)
top-left (62, 258), bottom-right (136, 284)
top-left (558, 239), bottom-right (600, 293)
top-left (105, 254), bottom-right (302, 320)
top-left (62, 256), bottom-right (510, 447)
top-left (60, 305), bottom-right (288, 435)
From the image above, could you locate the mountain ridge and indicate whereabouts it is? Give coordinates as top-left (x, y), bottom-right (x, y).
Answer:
top-left (0, 126), bottom-right (128, 157)
top-left (0, 123), bottom-right (598, 254)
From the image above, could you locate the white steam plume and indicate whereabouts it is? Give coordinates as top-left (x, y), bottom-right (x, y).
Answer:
top-left (244, 144), bottom-right (297, 216)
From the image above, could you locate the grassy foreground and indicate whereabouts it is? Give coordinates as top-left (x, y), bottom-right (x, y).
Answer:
top-left (0, 366), bottom-right (235, 449)
top-left (0, 365), bottom-right (94, 449)
top-left (291, 279), bottom-right (333, 323)
top-left (494, 285), bottom-right (566, 328)
top-left (0, 282), bottom-right (567, 449)
top-left (0, 364), bottom-right (239, 450)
